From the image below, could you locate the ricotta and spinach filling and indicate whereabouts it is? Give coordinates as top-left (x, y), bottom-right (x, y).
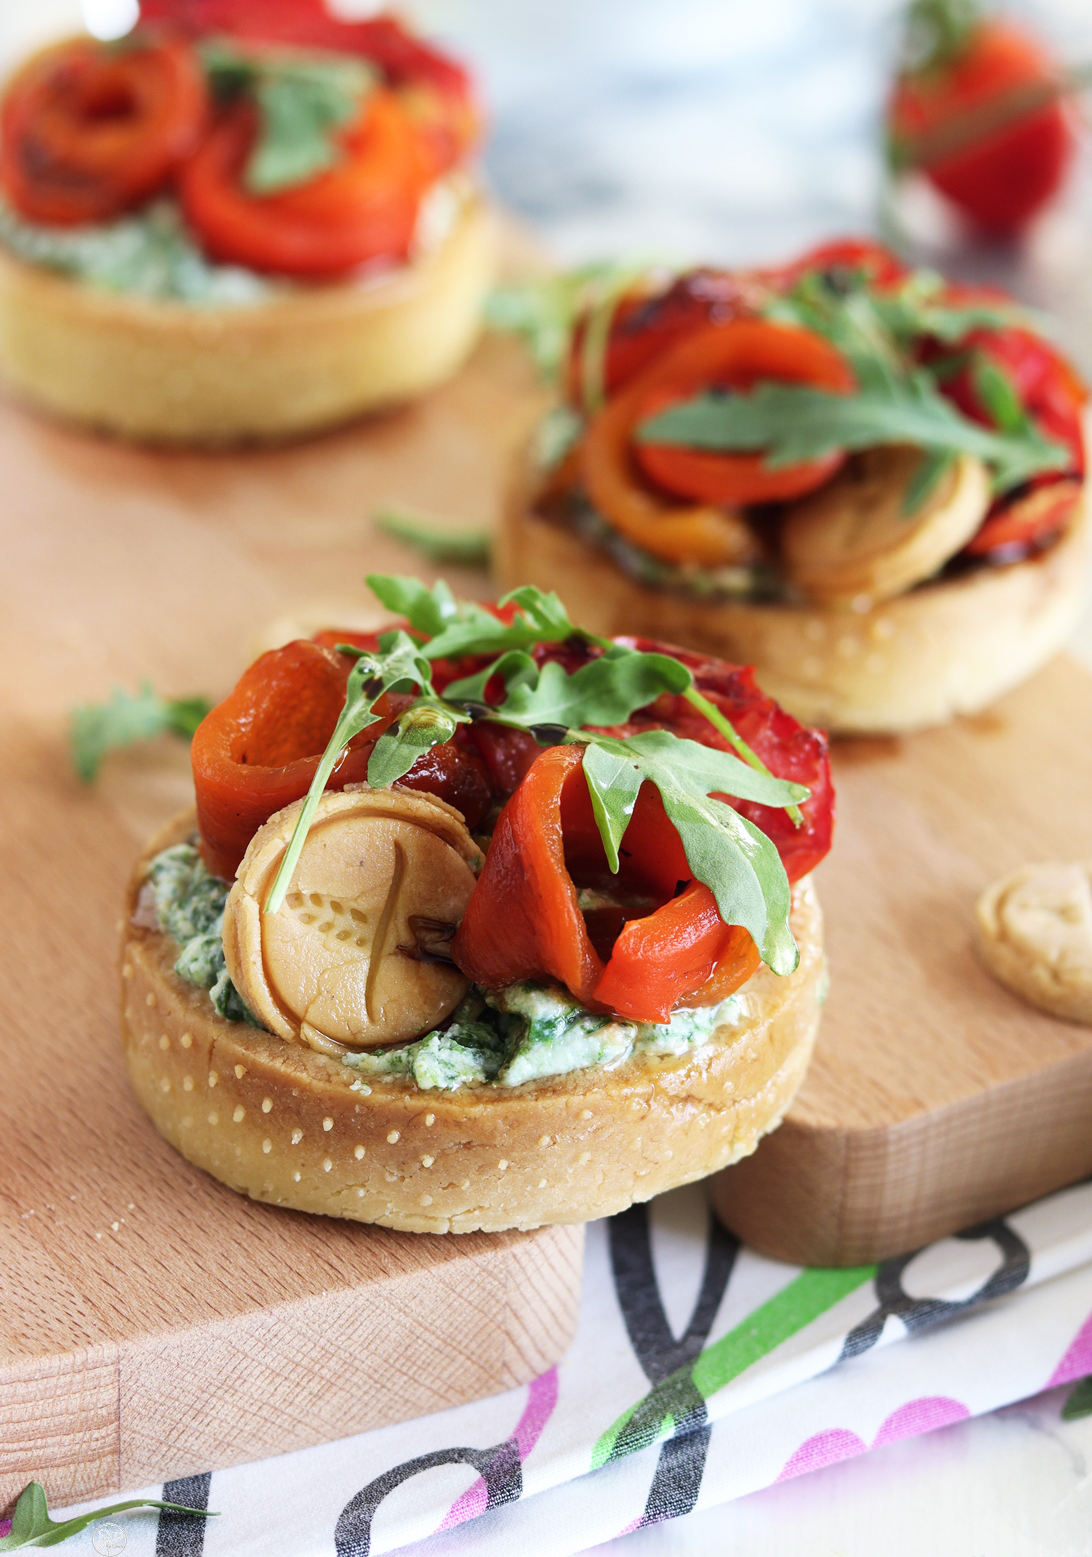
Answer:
top-left (139, 840), bottom-right (743, 1091)
top-left (0, 176), bottom-right (465, 306)
top-left (0, 199), bottom-right (275, 306)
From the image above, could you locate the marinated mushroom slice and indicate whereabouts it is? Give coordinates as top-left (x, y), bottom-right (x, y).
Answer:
top-left (779, 447), bottom-right (990, 606)
top-left (224, 787), bottom-right (480, 1055)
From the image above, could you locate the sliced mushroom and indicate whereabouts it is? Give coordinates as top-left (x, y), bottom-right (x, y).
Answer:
top-left (223, 788), bottom-right (479, 1056)
top-left (779, 447), bottom-right (990, 606)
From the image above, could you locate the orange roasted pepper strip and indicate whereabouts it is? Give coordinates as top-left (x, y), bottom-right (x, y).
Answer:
top-left (191, 640), bottom-right (396, 881)
top-left (632, 319), bottom-right (855, 506)
top-left (0, 36), bottom-right (207, 225)
top-left (180, 88), bottom-right (431, 278)
top-left (581, 373), bottom-right (757, 569)
top-left (452, 744), bottom-right (761, 1025)
top-left (191, 638), bottom-right (494, 880)
top-left (581, 319), bottom-right (854, 565)
top-left (452, 745), bottom-right (604, 1003)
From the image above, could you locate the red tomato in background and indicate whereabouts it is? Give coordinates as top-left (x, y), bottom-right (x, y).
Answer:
top-left (888, 13), bottom-right (1073, 235)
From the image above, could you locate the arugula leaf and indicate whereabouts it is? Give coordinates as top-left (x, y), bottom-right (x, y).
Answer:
top-left (577, 265), bottom-right (654, 412)
top-left (579, 731), bottom-right (803, 973)
top-left (200, 41), bottom-right (374, 196)
top-left (374, 507), bottom-right (492, 567)
top-left (580, 741), bottom-right (644, 872)
top-left (267, 579), bottom-right (811, 974)
top-left (769, 263), bottom-right (1042, 356)
top-left (71, 684), bottom-right (212, 783)
top-left (487, 648), bottom-right (692, 734)
top-left (367, 575), bottom-right (460, 637)
top-left (485, 275), bottom-right (585, 381)
top-left (901, 447), bottom-right (954, 516)
top-left (367, 573), bottom-right (589, 663)
top-left (440, 649), bottom-right (541, 706)
top-left (367, 701), bottom-right (466, 788)
top-left (971, 355), bottom-right (1026, 434)
top-left (636, 372), bottom-right (1070, 494)
top-left (264, 632), bottom-right (434, 913)
top-left (0, 1480), bottom-right (213, 1550)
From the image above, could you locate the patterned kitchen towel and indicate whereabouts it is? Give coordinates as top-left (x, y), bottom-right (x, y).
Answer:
top-left (29, 1177), bottom-right (1092, 1557)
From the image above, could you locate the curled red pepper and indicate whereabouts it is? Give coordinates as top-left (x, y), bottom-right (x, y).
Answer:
top-left (0, 36), bottom-right (206, 225)
top-left (191, 639), bottom-right (492, 879)
top-left (615, 639), bottom-right (834, 885)
top-left (451, 744), bottom-right (762, 1024)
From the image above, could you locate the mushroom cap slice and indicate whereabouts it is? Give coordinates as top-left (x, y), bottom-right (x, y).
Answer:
top-left (779, 447), bottom-right (990, 607)
top-left (224, 787), bottom-right (479, 1054)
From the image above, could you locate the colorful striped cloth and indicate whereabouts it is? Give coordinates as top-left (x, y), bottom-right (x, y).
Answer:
top-left (26, 1178), bottom-right (1092, 1557)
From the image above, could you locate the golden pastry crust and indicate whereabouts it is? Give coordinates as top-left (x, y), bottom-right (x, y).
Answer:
top-left (498, 451), bottom-right (1088, 736)
top-left (121, 811), bottom-right (826, 1234)
top-left (975, 862), bottom-right (1092, 1024)
top-left (0, 190), bottom-right (496, 445)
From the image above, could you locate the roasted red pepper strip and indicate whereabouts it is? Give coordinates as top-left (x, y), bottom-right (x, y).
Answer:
top-left (566, 269), bottom-right (762, 404)
top-left (0, 36), bottom-right (206, 225)
top-left (453, 745), bottom-right (604, 1002)
top-left (139, 2), bottom-right (477, 175)
top-left (631, 319), bottom-right (856, 507)
top-left (191, 638), bottom-right (492, 879)
top-left (928, 311), bottom-right (1087, 558)
top-left (180, 89), bottom-right (431, 277)
top-left (765, 238), bottom-right (908, 291)
top-left (452, 744), bottom-right (764, 1024)
top-left (615, 639), bottom-right (834, 884)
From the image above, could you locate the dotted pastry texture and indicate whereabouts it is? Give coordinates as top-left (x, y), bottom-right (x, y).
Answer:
top-left (121, 822), bottom-right (826, 1234)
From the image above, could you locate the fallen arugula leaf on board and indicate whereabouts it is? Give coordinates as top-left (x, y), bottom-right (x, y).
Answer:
top-left (1062, 1375), bottom-right (1092, 1420)
top-left (264, 578), bottom-right (809, 972)
top-left (0, 1480), bottom-right (214, 1550)
top-left (71, 685), bottom-right (212, 784)
top-left (200, 41), bottom-right (374, 195)
top-left (374, 507), bottom-right (493, 568)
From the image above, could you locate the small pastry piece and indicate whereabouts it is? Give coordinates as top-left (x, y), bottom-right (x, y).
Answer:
top-left (224, 788), bottom-right (479, 1056)
top-left (975, 862), bottom-right (1092, 1023)
top-left (779, 448), bottom-right (990, 606)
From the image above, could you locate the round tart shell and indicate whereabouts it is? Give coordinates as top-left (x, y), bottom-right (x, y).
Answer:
top-left (121, 811), bottom-right (826, 1234)
top-left (0, 191), bottom-right (495, 445)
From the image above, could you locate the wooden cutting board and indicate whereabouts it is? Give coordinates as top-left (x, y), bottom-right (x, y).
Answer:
top-left (3, 281), bottom-right (1092, 1507)
top-left (712, 657), bottom-right (1092, 1267)
top-left (0, 329), bottom-right (587, 1510)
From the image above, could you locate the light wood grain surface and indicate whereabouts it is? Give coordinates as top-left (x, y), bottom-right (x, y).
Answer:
top-left (0, 334), bottom-right (577, 1508)
top-left (3, 290), bottom-right (1092, 1504)
top-left (713, 658), bottom-right (1092, 1264)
